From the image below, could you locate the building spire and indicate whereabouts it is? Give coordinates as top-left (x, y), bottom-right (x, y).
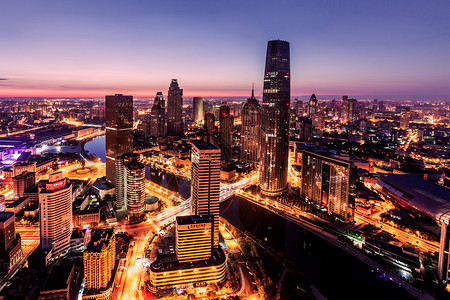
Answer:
top-left (251, 82), bottom-right (254, 98)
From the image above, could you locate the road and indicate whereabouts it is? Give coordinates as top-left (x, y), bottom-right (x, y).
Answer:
top-left (115, 174), bottom-right (258, 299)
top-left (115, 225), bottom-right (155, 300)
top-left (355, 213), bottom-right (439, 253)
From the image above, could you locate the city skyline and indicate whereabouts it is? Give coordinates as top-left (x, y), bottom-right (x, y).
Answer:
top-left (1, 1), bottom-right (450, 100)
top-left (2, 1), bottom-right (450, 299)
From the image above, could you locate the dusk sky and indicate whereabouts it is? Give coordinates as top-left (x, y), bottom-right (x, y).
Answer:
top-left (1, 0), bottom-right (450, 100)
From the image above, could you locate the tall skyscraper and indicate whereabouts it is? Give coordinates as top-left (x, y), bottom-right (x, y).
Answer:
top-left (191, 142), bottom-right (220, 248)
top-left (83, 229), bottom-right (116, 292)
top-left (204, 112), bottom-right (216, 143)
top-left (240, 88), bottom-right (260, 166)
top-left (115, 153), bottom-right (140, 210)
top-left (150, 92), bottom-right (165, 138)
top-left (300, 151), bottom-right (355, 222)
top-left (39, 172), bottom-right (72, 260)
top-left (341, 96), bottom-right (357, 123)
top-left (125, 160), bottom-right (145, 221)
top-left (193, 97), bottom-right (204, 124)
top-left (400, 106), bottom-right (411, 130)
top-left (293, 98), bottom-right (303, 117)
top-left (259, 40), bottom-right (291, 196)
top-left (176, 215), bottom-right (213, 263)
top-left (219, 104), bottom-right (234, 161)
top-left (167, 79), bottom-right (183, 136)
top-left (105, 94), bottom-right (133, 185)
top-left (308, 94), bottom-right (318, 119)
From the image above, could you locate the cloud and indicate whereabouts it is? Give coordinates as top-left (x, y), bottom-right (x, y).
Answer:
top-left (0, 78), bottom-right (7, 80)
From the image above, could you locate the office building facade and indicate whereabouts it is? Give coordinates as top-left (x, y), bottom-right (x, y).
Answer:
top-left (191, 142), bottom-right (220, 248)
top-left (259, 40), bottom-right (291, 196)
top-left (240, 88), bottom-right (260, 166)
top-left (83, 229), bottom-right (116, 291)
top-left (39, 172), bottom-right (73, 260)
top-left (115, 153), bottom-right (140, 210)
top-left (193, 97), bottom-right (204, 124)
top-left (0, 212), bottom-right (22, 270)
top-left (150, 92), bottom-right (166, 138)
top-left (105, 94), bottom-right (133, 185)
top-left (220, 113), bottom-right (234, 161)
top-left (301, 151), bottom-right (355, 222)
top-left (176, 215), bottom-right (213, 263)
top-left (13, 171), bottom-right (35, 197)
top-left (125, 161), bottom-right (145, 220)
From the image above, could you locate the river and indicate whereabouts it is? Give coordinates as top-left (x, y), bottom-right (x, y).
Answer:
top-left (84, 135), bottom-right (191, 198)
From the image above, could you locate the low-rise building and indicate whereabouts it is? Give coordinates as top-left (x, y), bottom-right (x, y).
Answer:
top-left (5, 196), bottom-right (29, 215)
top-left (39, 264), bottom-right (75, 300)
top-left (0, 212), bottom-right (22, 271)
top-left (73, 209), bottom-right (100, 228)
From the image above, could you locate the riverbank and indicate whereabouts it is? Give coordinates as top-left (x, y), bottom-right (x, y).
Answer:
top-left (234, 191), bottom-right (434, 300)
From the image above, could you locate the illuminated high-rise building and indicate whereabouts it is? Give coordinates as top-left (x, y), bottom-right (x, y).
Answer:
top-left (341, 96), bottom-right (357, 123)
top-left (176, 215), bottom-right (213, 263)
top-left (39, 172), bottom-right (72, 260)
top-left (204, 112), bottom-right (216, 143)
top-left (300, 151), bottom-right (355, 222)
top-left (115, 153), bottom-right (140, 210)
top-left (191, 142), bottom-right (220, 248)
top-left (240, 88), bottom-right (260, 166)
top-left (308, 94), bottom-right (318, 119)
top-left (167, 79), bottom-right (183, 136)
top-left (259, 40), bottom-right (290, 196)
top-left (400, 107), bottom-right (411, 130)
top-left (219, 105), bottom-right (234, 161)
top-left (150, 92), bottom-right (165, 138)
top-left (193, 97), bottom-right (204, 124)
top-left (293, 98), bottom-right (303, 117)
top-left (125, 161), bottom-right (145, 220)
top-left (105, 94), bottom-right (133, 185)
top-left (83, 229), bottom-right (116, 291)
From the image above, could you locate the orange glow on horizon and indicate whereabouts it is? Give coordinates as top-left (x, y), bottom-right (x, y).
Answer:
top-left (0, 88), bottom-right (257, 98)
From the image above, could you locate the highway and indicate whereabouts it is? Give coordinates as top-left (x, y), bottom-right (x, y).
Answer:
top-left (355, 213), bottom-right (439, 253)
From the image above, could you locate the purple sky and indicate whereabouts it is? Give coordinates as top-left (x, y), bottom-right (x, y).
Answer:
top-left (1, 0), bottom-right (449, 100)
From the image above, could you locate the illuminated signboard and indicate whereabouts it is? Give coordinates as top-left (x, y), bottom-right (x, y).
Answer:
top-left (50, 180), bottom-right (65, 191)
top-left (187, 223), bottom-right (207, 229)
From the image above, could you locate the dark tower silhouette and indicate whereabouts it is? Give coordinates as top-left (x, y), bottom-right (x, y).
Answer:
top-left (105, 94), bottom-right (133, 185)
top-left (150, 92), bottom-right (165, 138)
top-left (167, 79), bottom-right (183, 136)
top-left (240, 86), bottom-right (260, 166)
top-left (259, 40), bottom-right (290, 196)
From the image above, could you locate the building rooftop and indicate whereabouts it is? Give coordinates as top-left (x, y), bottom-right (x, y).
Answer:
top-left (86, 229), bottom-right (114, 252)
top-left (176, 214), bottom-right (213, 226)
top-left (6, 196), bottom-right (28, 207)
top-left (150, 248), bottom-right (225, 273)
top-left (145, 196), bottom-right (159, 204)
top-left (0, 212), bottom-right (14, 222)
top-left (191, 141), bottom-right (219, 151)
top-left (92, 177), bottom-right (114, 191)
top-left (378, 174), bottom-right (450, 224)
